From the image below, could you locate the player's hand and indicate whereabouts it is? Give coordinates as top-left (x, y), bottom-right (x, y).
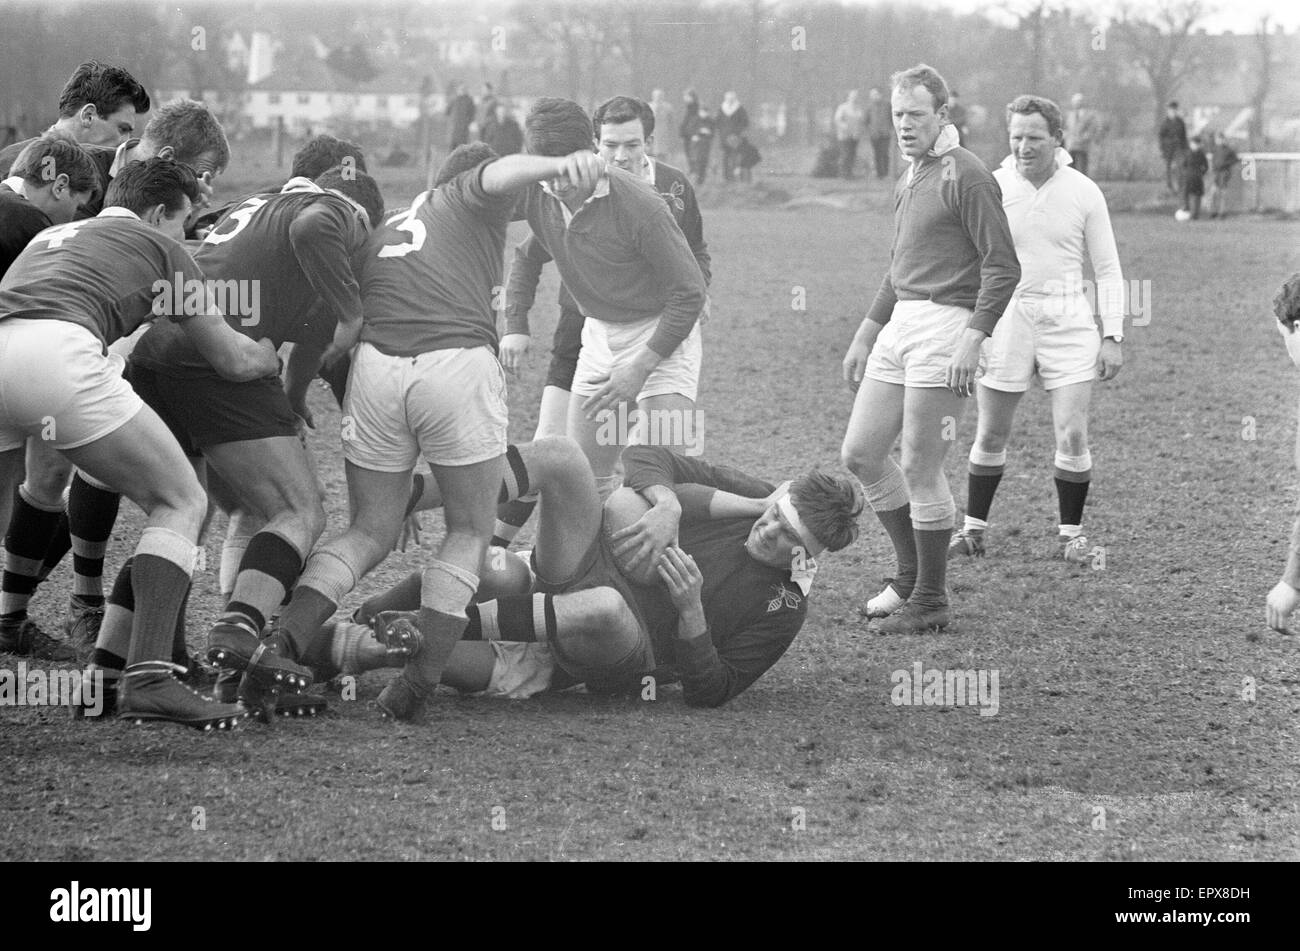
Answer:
top-left (499, 333), bottom-right (530, 376)
top-left (322, 321), bottom-right (361, 369)
top-left (611, 505), bottom-right (681, 574)
top-left (842, 321), bottom-right (882, 390)
top-left (195, 171), bottom-right (216, 212)
top-left (758, 480), bottom-right (793, 514)
top-left (581, 362), bottom-right (651, 420)
top-left (657, 546), bottom-right (704, 615)
top-left (946, 328), bottom-right (987, 397)
top-left (395, 513), bottom-right (423, 553)
top-left (1098, 339), bottom-right (1124, 381)
top-left (253, 336), bottom-right (280, 377)
top-left (557, 151), bottom-right (605, 192)
top-left (1265, 579), bottom-right (1300, 635)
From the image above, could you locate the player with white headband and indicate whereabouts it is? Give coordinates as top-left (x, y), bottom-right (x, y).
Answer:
top-left (297, 439), bottom-right (863, 709)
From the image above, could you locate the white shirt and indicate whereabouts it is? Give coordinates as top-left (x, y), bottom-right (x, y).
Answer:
top-left (994, 148), bottom-right (1125, 336)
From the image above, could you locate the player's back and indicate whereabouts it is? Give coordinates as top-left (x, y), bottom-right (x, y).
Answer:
top-left (0, 212), bottom-right (199, 347)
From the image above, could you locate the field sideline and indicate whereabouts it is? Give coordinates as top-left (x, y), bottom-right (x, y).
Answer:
top-left (1, 179), bottom-right (1297, 860)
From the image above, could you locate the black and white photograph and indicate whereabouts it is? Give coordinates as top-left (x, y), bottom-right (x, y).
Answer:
top-left (0, 0), bottom-right (1295, 884)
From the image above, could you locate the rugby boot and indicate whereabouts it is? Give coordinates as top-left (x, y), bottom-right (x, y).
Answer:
top-left (371, 612), bottom-right (429, 723)
top-left (117, 661), bottom-right (247, 731)
top-left (65, 596), bottom-right (105, 660)
top-left (0, 617), bottom-right (79, 662)
top-left (68, 665), bottom-right (119, 720)
top-left (1062, 535), bottom-right (1092, 566)
top-left (871, 600), bottom-right (950, 635)
top-left (206, 616), bottom-right (262, 670)
top-left (948, 528), bottom-right (986, 559)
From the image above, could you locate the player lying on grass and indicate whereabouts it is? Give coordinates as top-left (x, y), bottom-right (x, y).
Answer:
top-left (0, 158), bottom-right (279, 729)
top-left (304, 439), bottom-right (862, 709)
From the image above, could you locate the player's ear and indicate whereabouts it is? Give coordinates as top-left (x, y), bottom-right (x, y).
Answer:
top-left (140, 202), bottom-right (168, 227)
top-left (78, 103), bottom-right (99, 127)
top-left (646, 134), bottom-right (654, 150)
top-left (49, 172), bottom-right (71, 199)
top-left (156, 145), bottom-right (176, 161)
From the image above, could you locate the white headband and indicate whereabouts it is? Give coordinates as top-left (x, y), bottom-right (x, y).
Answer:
top-left (777, 494), bottom-right (825, 557)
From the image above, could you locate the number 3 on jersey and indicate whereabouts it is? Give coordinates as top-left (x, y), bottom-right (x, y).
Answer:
top-left (377, 195), bottom-right (427, 258)
top-left (204, 196), bottom-right (269, 245)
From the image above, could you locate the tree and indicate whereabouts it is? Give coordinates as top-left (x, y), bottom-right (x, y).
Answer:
top-left (1248, 15), bottom-right (1272, 148)
top-left (1111, 0), bottom-right (1216, 131)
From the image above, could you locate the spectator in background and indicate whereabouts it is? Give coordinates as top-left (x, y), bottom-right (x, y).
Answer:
top-left (947, 89), bottom-right (968, 144)
top-left (717, 91), bottom-right (749, 183)
top-left (445, 81), bottom-right (476, 149)
top-left (1207, 131), bottom-right (1239, 219)
top-left (1158, 100), bottom-right (1188, 194)
top-left (679, 89), bottom-right (699, 164)
top-left (1180, 135), bottom-right (1208, 220)
top-left (866, 87), bottom-right (893, 180)
top-left (486, 102), bottom-right (523, 156)
top-left (480, 82), bottom-right (497, 118)
top-left (649, 89), bottom-right (674, 156)
top-left (834, 89), bottom-right (866, 179)
top-left (685, 103), bottom-right (715, 185)
top-left (1064, 93), bottom-right (1100, 178)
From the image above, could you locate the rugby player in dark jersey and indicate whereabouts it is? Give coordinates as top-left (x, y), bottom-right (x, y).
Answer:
top-left (0, 158), bottom-right (279, 728)
top-left (75, 166), bottom-right (383, 719)
top-left (317, 440), bottom-right (862, 707)
top-left (271, 143), bottom-right (605, 723)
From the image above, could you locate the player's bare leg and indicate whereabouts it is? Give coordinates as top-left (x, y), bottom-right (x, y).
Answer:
top-left (633, 392), bottom-right (701, 457)
top-left (841, 378), bottom-right (910, 618)
top-left (489, 384), bottom-right (574, 548)
top-left (871, 386), bottom-right (968, 634)
top-left (376, 454), bottom-right (501, 721)
top-left (953, 385), bottom-right (1024, 559)
top-left (1048, 380), bottom-right (1094, 564)
top-left (203, 435), bottom-right (325, 673)
top-left (566, 392), bottom-right (624, 502)
top-left (62, 407), bottom-right (245, 729)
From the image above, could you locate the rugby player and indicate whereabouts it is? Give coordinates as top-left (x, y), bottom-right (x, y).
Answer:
top-left (840, 64), bottom-right (1019, 635)
top-left (949, 95), bottom-right (1125, 564)
top-left (0, 61), bottom-right (150, 175)
top-left (0, 158), bottom-right (279, 728)
top-left (75, 165), bottom-right (383, 716)
top-left (0, 139), bottom-right (98, 660)
top-left (0, 101), bottom-right (233, 661)
top-left (269, 142), bottom-right (607, 722)
top-left (491, 94), bottom-right (711, 548)
top-left (1266, 272), bottom-right (1300, 635)
top-left (506, 97), bottom-right (705, 507)
top-left (320, 439), bottom-right (862, 708)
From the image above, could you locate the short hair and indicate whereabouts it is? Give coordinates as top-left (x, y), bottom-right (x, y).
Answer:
top-left (790, 470), bottom-right (864, 553)
top-left (890, 63), bottom-right (949, 111)
top-left (142, 99), bottom-right (230, 171)
top-left (592, 95), bottom-right (654, 139)
top-left (1189, 134), bottom-right (1202, 145)
top-left (57, 61), bottom-right (150, 119)
top-left (314, 165), bottom-right (383, 229)
top-left (433, 142), bottom-right (497, 188)
top-left (1168, 100), bottom-right (1179, 109)
top-left (1006, 94), bottom-right (1063, 139)
top-left (291, 134), bottom-right (367, 180)
top-left (525, 97), bottom-right (594, 157)
top-left (103, 157), bottom-right (199, 217)
top-left (11, 136), bottom-right (99, 194)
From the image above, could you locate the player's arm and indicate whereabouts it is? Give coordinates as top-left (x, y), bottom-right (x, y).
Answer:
top-left (658, 547), bottom-right (800, 708)
top-left (1084, 188), bottom-right (1126, 381)
top-left (288, 202), bottom-right (365, 367)
top-left (844, 274), bottom-right (894, 385)
top-left (958, 180), bottom-right (1020, 337)
top-left (677, 178), bottom-right (711, 285)
top-left (480, 152), bottom-right (600, 195)
top-left (503, 234), bottom-right (551, 338)
top-left (284, 334), bottom-right (329, 427)
top-left (181, 311), bottom-right (279, 382)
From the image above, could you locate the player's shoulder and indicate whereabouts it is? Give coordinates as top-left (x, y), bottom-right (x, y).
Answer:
top-left (946, 146), bottom-right (996, 182)
top-left (607, 166), bottom-right (662, 203)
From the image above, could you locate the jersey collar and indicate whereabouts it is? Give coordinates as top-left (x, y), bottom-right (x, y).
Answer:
top-left (97, 206), bottom-right (140, 220)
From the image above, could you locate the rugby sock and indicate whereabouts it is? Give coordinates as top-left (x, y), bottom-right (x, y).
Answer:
top-left (863, 464), bottom-right (917, 599)
top-left (497, 444), bottom-right (532, 504)
top-left (276, 548), bottom-right (358, 661)
top-left (171, 584), bottom-right (192, 667)
top-left (408, 560), bottom-right (479, 690)
top-left (461, 593), bottom-right (555, 643)
top-left (1054, 451), bottom-right (1092, 533)
top-left (222, 531), bottom-right (304, 635)
top-left (0, 484), bottom-right (63, 623)
top-left (125, 527), bottom-right (197, 666)
top-left (355, 570), bottom-right (423, 625)
top-left (593, 474), bottom-right (621, 502)
top-left (219, 527), bottom-right (253, 600)
top-left (69, 472), bottom-right (122, 603)
top-left (38, 511), bottom-right (72, 582)
top-left (965, 447), bottom-right (1007, 525)
top-left (491, 499), bottom-right (537, 548)
top-left (911, 497), bottom-right (956, 608)
top-left (93, 560), bottom-right (137, 667)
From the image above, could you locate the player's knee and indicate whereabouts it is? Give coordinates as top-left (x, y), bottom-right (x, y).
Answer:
top-left (26, 461), bottom-right (72, 506)
top-left (299, 497), bottom-right (327, 544)
top-left (1057, 427), bottom-right (1088, 457)
top-left (840, 441), bottom-right (877, 480)
top-left (567, 587), bottom-right (639, 662)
